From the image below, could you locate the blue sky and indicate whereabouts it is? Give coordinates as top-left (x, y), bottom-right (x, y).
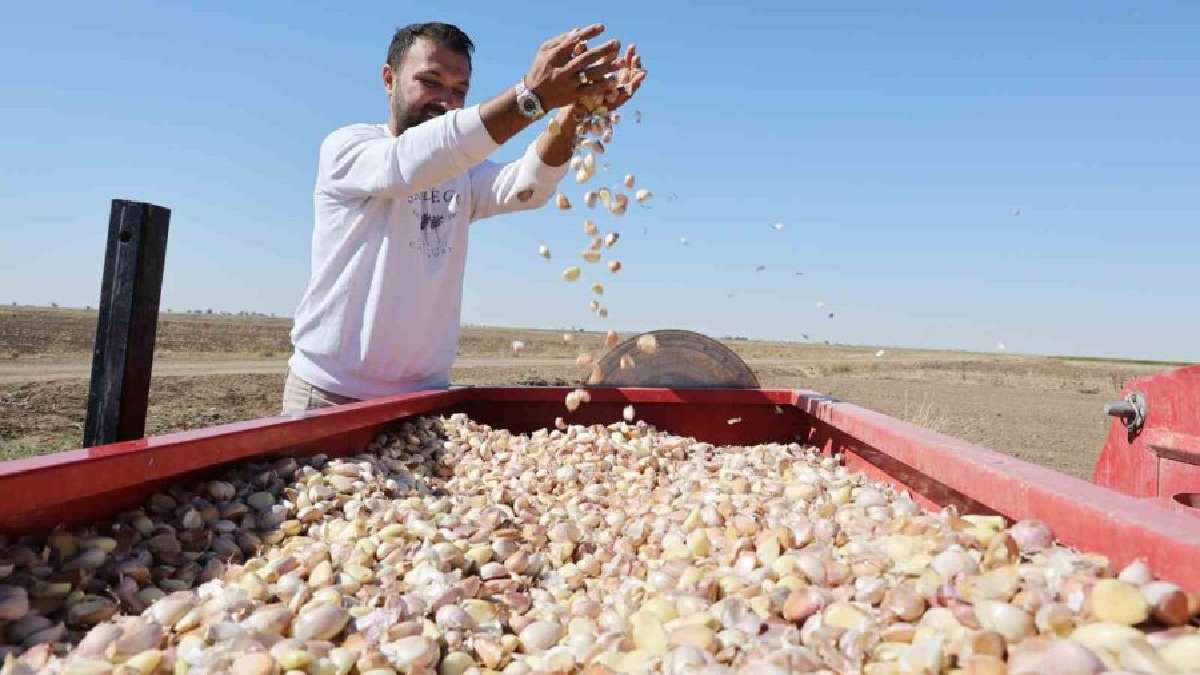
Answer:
top-left (1, 1), bottom-right (1196, 361)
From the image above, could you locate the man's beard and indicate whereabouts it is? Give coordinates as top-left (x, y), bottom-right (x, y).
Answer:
top-left (395, 99), bottom-right (449, 131)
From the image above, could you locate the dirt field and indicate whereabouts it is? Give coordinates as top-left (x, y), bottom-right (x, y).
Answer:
top-left (1, 305), bottom-right (1186, 479)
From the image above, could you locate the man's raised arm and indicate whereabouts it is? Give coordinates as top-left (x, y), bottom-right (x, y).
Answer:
top-left (319, 25), bottom-right (621, 201)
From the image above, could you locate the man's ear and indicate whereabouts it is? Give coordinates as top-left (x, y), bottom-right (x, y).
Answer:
top-left (382, 63), bottom-right (395, 94)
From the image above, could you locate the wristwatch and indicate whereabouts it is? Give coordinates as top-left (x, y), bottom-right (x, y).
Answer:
top-left (514, 79), bottom-right (546, 120)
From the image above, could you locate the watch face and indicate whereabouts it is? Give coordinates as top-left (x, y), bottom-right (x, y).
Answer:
top-left (523, 99), bottom-right (536, 112)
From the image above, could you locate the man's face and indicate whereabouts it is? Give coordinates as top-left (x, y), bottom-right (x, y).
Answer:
top-left (384, 37), bottom-right (471, 133)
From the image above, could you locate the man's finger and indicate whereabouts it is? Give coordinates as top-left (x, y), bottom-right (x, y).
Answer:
top-left (558, 24), bottom-right (603, 44)
top-left (627, 69), bottom-right (647, 91)
top-left (622, 70), bottom-right (647, 99)
top-left (544, 32), bottom-right (578, 53)
top-left (575, 23), bottom-right (605, 41)
top-left (542, 31), bottom-right (572, 51)
top-left (564, 39), bottom-right (621, 73)
top-left (547, 24), bottom-right (605, 57)
top-left (603, 70), bottom-right (646, 108)
top-left (547, 36), bottom-right (582, 62)
top-left (622, 44), bottom-right (638, 68)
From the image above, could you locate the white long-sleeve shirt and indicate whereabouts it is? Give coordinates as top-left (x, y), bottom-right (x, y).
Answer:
top-left (288, 105), bottom-right (568, 399)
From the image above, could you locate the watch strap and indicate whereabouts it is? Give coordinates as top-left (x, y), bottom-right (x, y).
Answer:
top-left (514, 79), bottom-right (545, 120)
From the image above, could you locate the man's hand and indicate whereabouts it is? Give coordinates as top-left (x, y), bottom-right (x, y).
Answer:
top-left (560, 42), bottom-right (646, 115)
top-left (525, 24), bottom-right (623, 109)
top-left (478, 25), bottom-right (613, 149)
top-left (478, 24), bottom-right (643, 167)
top-left (533, 41), bottom-right (647, 168)
top-left (601, 44), bottom-right (647, 111)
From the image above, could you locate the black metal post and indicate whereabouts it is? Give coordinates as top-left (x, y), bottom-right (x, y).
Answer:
top-left (83, 199), bottom-right (171, 447)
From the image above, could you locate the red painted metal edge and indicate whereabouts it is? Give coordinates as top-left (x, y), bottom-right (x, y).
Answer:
top-left (458, 386), bottom-right (796, 404)
top-left (454, 387), bottom-right (806, 449)
top-left (0, 388), bottom-right (469, 532)
top-left (1146, 429), bottom-right (1200, 463)
top-left (794, 389), bottom-right (1200, 592)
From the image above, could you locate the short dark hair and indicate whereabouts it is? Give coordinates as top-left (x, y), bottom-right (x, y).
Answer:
top-left (387, 22), bottom-right (474, 70)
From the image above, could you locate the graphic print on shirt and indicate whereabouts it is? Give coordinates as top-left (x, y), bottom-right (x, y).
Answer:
top-left (408, 188), bottom-right (459, 260)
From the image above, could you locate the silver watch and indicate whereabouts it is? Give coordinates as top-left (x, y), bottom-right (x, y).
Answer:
top-left (514, 79), bottom-right (546, 120)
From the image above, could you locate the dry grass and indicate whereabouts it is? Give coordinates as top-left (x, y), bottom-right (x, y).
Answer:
top-left (898, 390), bottom-right (951, 434)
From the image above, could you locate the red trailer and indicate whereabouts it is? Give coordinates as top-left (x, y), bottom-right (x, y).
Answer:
top-left (3, 363), bottom-right (1199, 592)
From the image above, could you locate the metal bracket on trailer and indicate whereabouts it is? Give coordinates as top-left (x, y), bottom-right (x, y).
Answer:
top-left (1105, 390), bottom-right (1147, 438)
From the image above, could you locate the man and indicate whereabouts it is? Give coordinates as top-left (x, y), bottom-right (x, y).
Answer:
top-left (282, 22), bottom-right (645, 412)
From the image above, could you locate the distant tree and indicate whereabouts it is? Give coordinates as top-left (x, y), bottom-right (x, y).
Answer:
top-left (10, 302), bottom-right (15, 307)
top-left (270, 313), bottom-right (276, 318)
top-left (50, 302), bottom-right (59, 308)
top-left (206, 309), bottom-right (213, 315)
top-left (86, 305), bottom-right (92, 310)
